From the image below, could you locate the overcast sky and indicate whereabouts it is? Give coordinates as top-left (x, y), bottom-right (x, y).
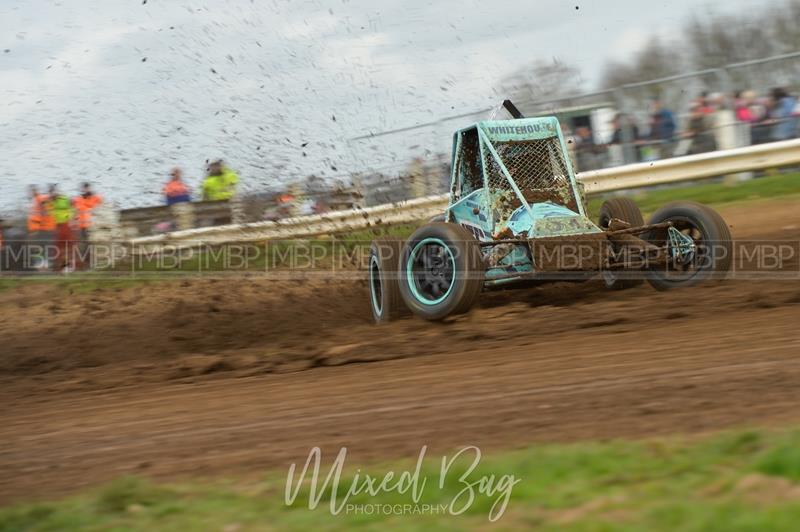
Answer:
top-left (0, 0), bottom-right (768, 213)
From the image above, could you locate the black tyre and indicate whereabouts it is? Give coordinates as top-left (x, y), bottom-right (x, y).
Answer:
top-left (399, 222), bottom-right (484, 321)
top-left (644, 201), bottom-right (733, 291)
top-left (598, 197), bottom-right (645, 229)
top-left (368, 238), bottom-right (409, 323)
top-left (598, 197), bottom-right (645, 290)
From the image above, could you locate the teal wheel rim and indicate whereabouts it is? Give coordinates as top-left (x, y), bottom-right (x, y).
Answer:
top-left (406, 237), bottom-right (456, 305)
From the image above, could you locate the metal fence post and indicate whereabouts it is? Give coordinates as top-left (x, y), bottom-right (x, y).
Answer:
top-left (613, 89), bottom-right (636, 165)
top-left (230, 196), bottom-right (245, 224)
top-left (172, 202), bottom-right (196, 230)
top-left (715, 68), bottom-right (735, 102)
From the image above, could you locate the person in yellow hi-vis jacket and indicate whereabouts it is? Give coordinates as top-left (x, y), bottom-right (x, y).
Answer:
top-left (202, 160), bottom-right (239, 201)
top-left (48, 184), bottom-right (76, 272)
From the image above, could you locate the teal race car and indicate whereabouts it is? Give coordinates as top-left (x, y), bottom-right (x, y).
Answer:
top-left (369, 101), bottom-right (733, 322)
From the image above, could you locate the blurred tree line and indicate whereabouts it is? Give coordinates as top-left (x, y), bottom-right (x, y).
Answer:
top-left (603, 0), bottom-right (800, 87)
top-left (503, 0), bottom-right (800, 99)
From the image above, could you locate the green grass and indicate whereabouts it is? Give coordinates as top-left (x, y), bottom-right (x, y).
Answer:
top-left (4, 427), bottom-right (800, 531)
top-left (0, 275), bottom-right (160, 294)
top-left (587, 171), bottom-right (800, 219)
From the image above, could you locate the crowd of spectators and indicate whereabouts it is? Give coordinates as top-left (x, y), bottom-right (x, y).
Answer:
top-left (574, 87), bottom-right (800, 171)
top-left (10, 182), bottom-right (104, 272)
top-left (162, 159), bottom-right (240, 206)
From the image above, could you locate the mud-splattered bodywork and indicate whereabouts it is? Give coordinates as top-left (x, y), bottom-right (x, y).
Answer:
top-left (445, 117), bottom-right (604, 280)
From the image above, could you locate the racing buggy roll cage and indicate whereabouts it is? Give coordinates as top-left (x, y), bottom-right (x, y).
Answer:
top-left (445, 100), bottom-right (692, 279)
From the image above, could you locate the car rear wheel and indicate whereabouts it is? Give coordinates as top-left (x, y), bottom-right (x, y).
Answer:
top-left (399, 223), bottom-right (484, 320)
top-left (598, 197), bottom-right (645, 290)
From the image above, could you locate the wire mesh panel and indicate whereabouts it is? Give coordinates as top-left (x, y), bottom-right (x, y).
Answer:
top-left (482, 137), bottom-right (579, 211)
top-left (456, 129), bottom-right (484, 197)
top-left (450, 146), bottom-right (461, 199)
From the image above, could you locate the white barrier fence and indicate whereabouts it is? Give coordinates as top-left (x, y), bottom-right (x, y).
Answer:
top-left (129, 139), bottom-right (800, 249)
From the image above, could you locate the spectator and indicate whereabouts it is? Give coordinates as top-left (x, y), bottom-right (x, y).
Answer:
top-left (751, 95), bottom-right (774, 144)
top-left (734, 91), bottom-right (756, 123)
top-left (48, 185), bottom-right (75, 272)
top-left (687, 103), bottom-right (717, 155)
top-left (202, 160), bottom-right (239, 201)
top-left (696, 92), bottom-right (716, 115)
top-left (649, 99), bottom-right (677, 157)
top-left (609, 113), bottom-right (643, 162)
top-left (574, 126), bottom-right (604, 171)
top-left (27, 185), bottom-right (55, 269)
top-left (610, 114), bottom-right (640, 144)
top-left (73, 182), bottom-right (102, 235)
top-left (72, 182), bottom-right (102, 270)
top-left (27, 185), bottom-right (54, 234)
top-left (769, 87), bottom-right (798, 141)
top-left (750, 95), bottom-right (769, 123)
top-left (731, 90), bottom-right (757, 148)
top-left (163, 168), bottom-right (191, 205)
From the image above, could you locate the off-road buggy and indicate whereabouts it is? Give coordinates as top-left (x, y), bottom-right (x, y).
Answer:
top-left (368, 102), bottom-right (732, 322)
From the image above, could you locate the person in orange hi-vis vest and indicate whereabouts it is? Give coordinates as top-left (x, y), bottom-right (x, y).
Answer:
top-left (27, 185), bottom-right (56, 233)
top-left (72, 182), bottom-right (103, 271)
top-left (27, 185), bottom-right (56, 270)
top-left (163, 168), bottom-right (191, 206)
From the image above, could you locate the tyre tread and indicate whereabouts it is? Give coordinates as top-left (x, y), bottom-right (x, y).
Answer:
top-left (369, 238), bottom-right (409, 323)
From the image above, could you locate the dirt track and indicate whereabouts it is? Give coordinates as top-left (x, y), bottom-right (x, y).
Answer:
top-left (1, 199), bottom-right (800, 504)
